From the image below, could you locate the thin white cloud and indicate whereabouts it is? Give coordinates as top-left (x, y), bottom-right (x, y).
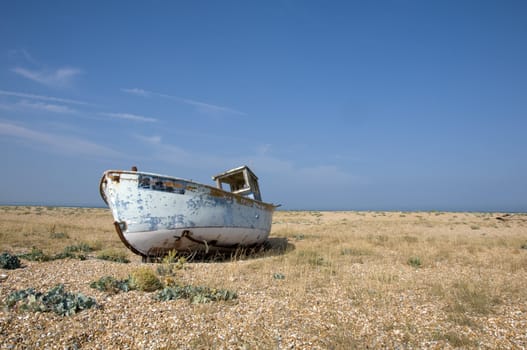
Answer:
top-left (100, 112), bottom-right (157, 123)
top-left (12, 67), bottom-right (82, 87)
top-left (8, 49), bottom-right (39, 65)
top-left (132, 133), bottom-right (359, 186)
top-left (134, 134), bottom-right (163, 145)
top-left (0, 90), bottom-right (90, 106)
top-left (179, 97), bottom-right (246, 116)
top-left (0, 121), bottom-right (122, 158)
top-left (17, 100), bottom-right (76, 114)
top-left (120, 88), bottom-right (150, 97)
top-left (122, 87), bottom-right (246, 116)
top-left (133, 133), bottom-right (219, 169)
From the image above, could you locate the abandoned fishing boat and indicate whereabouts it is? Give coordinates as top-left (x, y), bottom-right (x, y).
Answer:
top-left (99, 166), bottom-right (276, 259)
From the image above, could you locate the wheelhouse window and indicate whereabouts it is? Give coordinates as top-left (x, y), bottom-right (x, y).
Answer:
top-left (212, 166), bottom-right (262, 201)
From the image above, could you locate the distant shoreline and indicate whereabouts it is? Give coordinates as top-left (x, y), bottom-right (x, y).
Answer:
top-left (0, 203), bottom-right (524, 214)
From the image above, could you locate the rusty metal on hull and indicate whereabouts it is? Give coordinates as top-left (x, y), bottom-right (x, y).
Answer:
top-left (113, 221), bottom-right (143, 257)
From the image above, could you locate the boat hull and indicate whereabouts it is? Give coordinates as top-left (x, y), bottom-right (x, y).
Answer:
top-left (100, 170), bottom-right (275, 257)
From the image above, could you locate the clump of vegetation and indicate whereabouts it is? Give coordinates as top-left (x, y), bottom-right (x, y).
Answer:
top-left (64, 243), bottom-right (93, 254)
top-left (408, 256), bottom-right (422, 268)
top-left (5, 284), bottom-right (97, 316)
top-left (18, 247), bottom-right (52, 262)
top-left (157, 251), bottom-right (187, 276)
top-left (447, 281), bottom-right (499, 315)
top-left (54, 243), bottom-right (93, 260)
top-left (0, 252), bottom-right (21, 269)
top-left (18, 244), bottom-right (91, 262)
top-left (50, 232), bottom-right (69, 239)
top-left (521, 242), bottom-right (527, 250)
top-left (273, 272), bottom-right (285, 280)
top-left (96, 249), bottom-right (130, 263)
top-left (90, 276), bottom-right (135, 293)
top-left (130, 267), bottom-right (163, 292)
top-left (155, 285), bottom-right (237, 304)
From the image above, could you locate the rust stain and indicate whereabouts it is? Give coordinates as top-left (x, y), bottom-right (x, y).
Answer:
top-left (235, 195), bottom-right (254, 207)
top-left (113, 221), bottom-right (143, 257)
top-left (163, 181), bottom-right (183, 188)
top-left (209, 187), bottom-right (227, 198)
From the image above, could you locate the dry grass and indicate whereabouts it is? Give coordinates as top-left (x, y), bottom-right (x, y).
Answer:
top-left (1, 206), bottom-right (527, 349)
top-left (0, 206), bottom-right (120, 255)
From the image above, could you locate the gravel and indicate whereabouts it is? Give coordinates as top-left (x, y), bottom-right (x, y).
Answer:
top-left (1, 211), bottom-right (527, 349)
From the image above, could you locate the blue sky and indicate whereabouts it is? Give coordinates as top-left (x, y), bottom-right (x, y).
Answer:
top-left (0, 1), bottom-right (526, 211)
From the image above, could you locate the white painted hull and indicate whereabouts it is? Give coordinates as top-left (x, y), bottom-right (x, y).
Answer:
top-left (99, 170), bottom-right (275, 257)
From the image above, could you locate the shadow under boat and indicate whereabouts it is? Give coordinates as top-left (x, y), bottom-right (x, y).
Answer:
top-left (142, 237), bottom-right (295, 263)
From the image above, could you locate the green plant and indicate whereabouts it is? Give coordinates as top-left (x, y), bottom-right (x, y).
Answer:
top-left (155, 285), bottom-right (237, 304)
top-left (157, 256), bottom-right (187, 276)
top-left (90, 276), bottom-right (134, 293)
top-left (6, 284), bottom-right (97, 316)
top-left (130, 267), bottom-right (163, 292)
top-left (273, 272), bottom-right (285, 280)
top-left (96, 249), bottom-right (130, 263)
top-left (0, 252), bottom-right (21, 269)
top-left (18, 247), bottom-right (52, 262)
top-left (157, 255), bottom-right (187, 276)
top-left (63, 242), bottom-right (93, 254)
top-left (19, 246), bottom-right (88, 262)
top-left (161, 249), bottom-right (178, 264)
top-left (407, 256), bottom-right (422, 268)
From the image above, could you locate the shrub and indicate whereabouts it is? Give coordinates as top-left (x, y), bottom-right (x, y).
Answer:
top-left (155, 285), bottom-right (237, 304)
top-left (18, 247), bottom-right (52, 262)
top-left (130, 267), bottom-right (163, 292)
top-left (6, 284), bottom-right (97, 316)
top-left (161, 249), bottom-right (178, 264)
top-left (273, 272), bottom-right (285, 280)
top-left (96, 249), bottom-right (130, 263)
top-left (90, 276), bottom-right (134, 293)
top-left (408, 256), bottom-right (422, 268)
top-left (0, 252), bottom-right (21, 269)
top-left (19, 246), bottom-right (88, 262)
top-left (63, 243), bottom-right (93, 254)
top-left (157, 255), bottom-right (187, 276)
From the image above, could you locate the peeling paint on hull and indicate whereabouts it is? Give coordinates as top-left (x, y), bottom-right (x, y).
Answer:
top-left (99, 170), bottom-right (275, 257)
